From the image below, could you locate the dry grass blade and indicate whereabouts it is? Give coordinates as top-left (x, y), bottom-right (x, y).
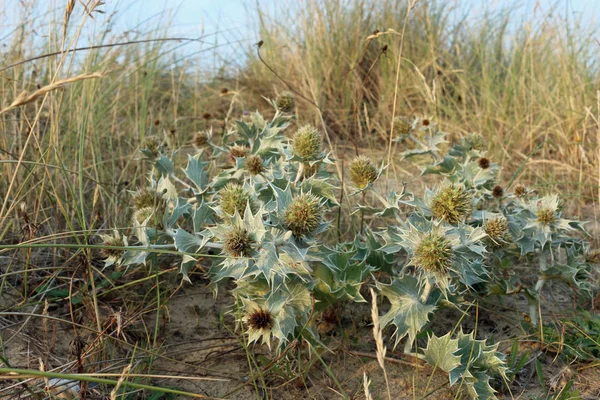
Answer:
top-left (363, 371), bottom-right (374, 400)
top-left (370, 288), bottom-right (391, 400)
top-left (110, 363), bottom-right (132, 400)
top-left (0, 72), bottom-right (104, 116)
top-left (63, 0), bottom-right (76, 41)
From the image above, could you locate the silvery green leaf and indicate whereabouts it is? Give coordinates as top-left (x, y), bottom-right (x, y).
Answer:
top-left (154, 153), bottom-right (175, 176)
top-left (192, 200), bottom-right (214, 233)
top-left (376, 276), bottom-right (437, 347)
top-left (423, 332), bottom-right (461, 373)
top-left (173, 228), bottom-right (202, 253)
top-left (301, 178), bottom-right (339, 206)
top-left (421, 156), bottom-right (459, 176)
top-left (401, 130), bottom-right (447, 159)
top-left (184, 154), bottom-right (210, 191)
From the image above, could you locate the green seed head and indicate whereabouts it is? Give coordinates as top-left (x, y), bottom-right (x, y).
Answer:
top-left (536, 208), bottom-right (556, 225)
top-left (193, 131), bottom-right (210, 148)
top-left (283, 193), bottom-right (322, 237)
top-left (132, 188), bottom-right (158, 210)
top-left (412, 232), bottom-right (453, 274)
top-left (430, 184), bottom-right (473, 224)
top-left (132, 206), bottom-right (162, 228)
top-left (392, 116), bottom-right (412, 137)
top-left (466, 133), bottom-right (486, 151)
top-left (349, 156), bottom-right (378, 189)
top-left (485, 216), bottom-right (509, 241)
top-left (245, 155), bottom-right (263, 175)
top-left (224, 226), bottom-right (254, 257)
top-left (246, 307), bottom-right (273, 331)
top-left (292, 125), bottom-right (321, 160)
top-left (219, 183), bottom-right (255, 216)
top-left (275, 91), bottom-right (296, 113)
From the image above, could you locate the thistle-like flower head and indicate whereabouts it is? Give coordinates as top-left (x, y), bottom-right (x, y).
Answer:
top-left (283, 193), bottom-right (322, 237)
top-left (492, 185), bottom-right (504, 199)
top-left (430, 184), bottom-right (473, 225)
top-left (245, 155), bottom-right (264, 176)
top-left (219, 183), bottom-right (256, 216)
top-left (143, 135), bottom-right (163, 158)
top-left (392, 116), bottom-right (412, 137)
top-left (223, 226), bottom-right (255, 257)
top-left (292, 125), bottom-right (321, 160)
top-left (466, 133), bottom-right (486, 151)
top-left (193, 131), bottom-right (210, 148)
top-left (98, 230), bottom-right (128, 266)
top-left (229, 145), bottom-right (249, 164)
top-left (514, 184), bottom-right (527, 197)
top-left (131, 188), bottom-right (159, 210)
top-left (132, 206), bottom-right (163, 229)
top-left (484, 215), bottom-right (511, 248)
top-left (241, 299), bottom-right (277, 348)
top-left (412, 231), bottom-right (454, 274)
top-left (349, 156), bottom-right (378, 189)
top-left (275, 91), bottom-right (296, 113)
top-left (478, 157), bottom-right (490, 169)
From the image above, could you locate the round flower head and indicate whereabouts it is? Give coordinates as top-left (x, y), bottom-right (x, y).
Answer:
top-left (430, 184), bottom-right (473, 225)
top-left (132, 206), bottom-right (163, 228)
top-left (242, 303), bottom-right (275, 347)
top-left (392, 116), bottom-right (412, 137)
top-left (292, 125), bottom-right (321, 160)
top-left (143, 135), bottom-right (162, 157)
top-left (349, 156), bottom-right (378, 189)
top-left (412, 231), bottom-right (453, 274)
top-left (99, 230), bottom-right (126, 264)
top-left (131, 188), bottom-right (159, 210)
top-left (283, 193), bottom-right (322, 237)
top-left (492, 185), bottom-right (504, 199)
top-left (478, 157), bottom-right (490, 169)
top-left (484, 216), bottom-right (509, 240)
top-left (229, 145), bottom-right (249, 164)
top-left (223, 226), bottom-right (255, 257)
top-left (193, 131), bottom-right (210, 148)
top-left (219, 183), bottom-right (255, 216)
top-left (536, 207), bottom-right (556, 225)
top-left (303, 162), bottom-right (319, 178)
top-left (275, 91), bottom-right (296, 113)
top-left (466, 133), bottom-right (486, 151)
top-left (245, 155), bottom-right (263, 176)
top-left (514, 184), bottom-right (527, 197)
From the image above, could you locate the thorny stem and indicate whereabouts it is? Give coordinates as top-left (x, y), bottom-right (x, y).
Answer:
top-left (530, 249), bottom-right (548, 326)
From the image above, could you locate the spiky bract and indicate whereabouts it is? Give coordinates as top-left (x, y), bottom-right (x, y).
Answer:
top-left (219, 183), bottom-right (255, 216)
top-left (349, 156), bottom-right (378, 189)
top-left (275, 91), bottom-right (296, 112)
top-left (100, 233), bottom-right (125, 260)
top-left (283, 193), bottom-right (322, 237)
top-left (292, 125), bottom-right (321, 160)
top-left (223, 226), bottom-right (254, 257)
top-left (430, 184), bottom-right (472, 224)
top-left (246, 308), bottom-right (273, 330)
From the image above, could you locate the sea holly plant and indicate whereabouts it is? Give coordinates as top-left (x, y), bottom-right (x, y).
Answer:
top-left (95, 100), bottom-right (598, 399)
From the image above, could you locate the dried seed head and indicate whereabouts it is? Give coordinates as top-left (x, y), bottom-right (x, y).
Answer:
top-left (485, 216), bottom-right (509, 241)
top-left (202, 112), bottom-right (212, 120)
top-left (478, 157), bottom-right (490, 169)
top-left (412, 232), bottom-right (453, 274)
top-left (229, 145), bottom-right (249, 164)
top-left (392, 116), bottom-right (411, 137)
top-left (349, 156), bottom-right (378, 189)
top-left (514, 184), bottom-right (527, 197)
top-left (143, 135), bottom-right (162, 156)
top-left (536, 208), bottom-right (556, 225)
top-left (219, 183), bottom-right (255, 216)
top-left (132, 188), bottom-right (158, 210)
top-left (585, 250), bottom-right (600, 264)
top-left (430, 184), bottom-right (473, 224)
top-left (245, 155), bottom-right (263, 175)
top-left (275, 91), bottom-right (296, 113)
top-left (283, 193), bottom-right (322, 237)
top-left (223, 226), bottom-right (254, 257)
top-left (193, 131), bottom-right (210, 148)
top-left (246, 308), bottom-right (273, 331)
top-left (492, 185), bottom-right (504, 199)
top-left (100, 234), bottom-right (125, 260)
top-left (466, 133), bottom-right (486, 151)
top-left (292, 125), bottom-right (321, 160)
top-left (422, 119), bottom-right (431, 127)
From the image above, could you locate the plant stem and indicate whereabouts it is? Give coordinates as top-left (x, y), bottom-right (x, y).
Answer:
top-left (531, 250), bottom-right (548, 326)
